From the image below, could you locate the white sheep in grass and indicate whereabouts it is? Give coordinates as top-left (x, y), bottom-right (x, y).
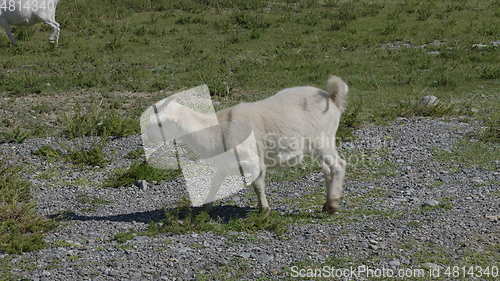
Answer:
top-left (0, 0), bottom-right (61, 46)
top-left (166, 76), bottom-right (349, 216)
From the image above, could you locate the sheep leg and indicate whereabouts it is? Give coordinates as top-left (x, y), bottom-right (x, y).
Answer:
top-left (252, 169), bottom-right (270, 216)
top-left (44, 20), bottom-right (60, 45)
top-left (322, 156), bottom-right (346, 214)
top-left (0, 22), bottom-right (16, 45)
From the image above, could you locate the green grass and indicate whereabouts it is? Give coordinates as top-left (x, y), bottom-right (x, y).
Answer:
top-left (146, 207), bottom-right (288, 237)
top-left (0, 161), bottom-right (56, 254)
top-left (433, 139), bottom-right (499, 171)
top-left (104, 161), bottom-right (181, 188)
top-left (62, 102), bottom-right (139, 138)
top-left (113, 231), bottom-right (137, 244)
top-left (32, 145), bottom-right (63, 161)
top-left (75, 193), bottom-right (111, 207)
top-left (266, 146), bottom-right (397, 183)
top-left (419, 197), bottom-right (454, 213)
top-left (0, 127), bottom-right (30, 144)
top-left (344, 148), bottom-right (397, 181)
top-left (477, 115), bottom-right (500, 143)
top-left (266, 156), bottom-right (321, 182)
top-left (0, 0), bottom-right (498, 138)
top-left (65, 145), bottom-right (109, 167)
top-left (125, 148), bottom-right (145, 160)
top-left (33, 143), bottom-right (109, 167)
top-left (196, 257), bottom-right (251, 281)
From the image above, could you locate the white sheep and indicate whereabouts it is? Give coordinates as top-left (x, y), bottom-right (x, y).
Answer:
top-left (166, 76), bottom-right (349, 216)
top-left (0, 0), bottom-right (61, 46)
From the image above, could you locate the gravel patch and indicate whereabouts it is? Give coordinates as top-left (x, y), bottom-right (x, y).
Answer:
top-left (1, 117), bottom-right (498, 280)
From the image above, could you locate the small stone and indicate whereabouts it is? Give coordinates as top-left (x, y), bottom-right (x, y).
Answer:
top-left (369, 239), bottom-right (378, 245)
top-left (472, 43), bottom-right (489, 49)
top-left (470, 107), bottom-right (479, 113)
top-left (422, 199), bottom-right (440, 207)
top-left (485, 215), bottom-right (499, 221)
top-left (471, 178), bottom-right (484, 185)
top-left (134, 180), bottom-right (148, 190)
top-left (492, 41), bottom-right (500, 47)
top-left (237, 252), bottom-right (252, 259)
top-left (178, 247), bottom-right (190, 254)
top-left (389, 259), bottom-right (401, 267)
top-left (422, 263), bottom-right (441, 271)
top-left (369, 244), bottom-right (379, 250)
top-left (258, 254), bottom-right (274, 263)
top-left (419, 95), bottom-right (439, 107)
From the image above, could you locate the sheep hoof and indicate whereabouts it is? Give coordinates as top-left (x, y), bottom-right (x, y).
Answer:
top-left (322, 202), bottom-right (339, 214)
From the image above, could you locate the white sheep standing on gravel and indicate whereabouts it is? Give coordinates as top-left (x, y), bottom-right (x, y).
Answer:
top-left (166, 75), bottom-right (349, 216)
top-left (0, 0), bottom-right (61, 45)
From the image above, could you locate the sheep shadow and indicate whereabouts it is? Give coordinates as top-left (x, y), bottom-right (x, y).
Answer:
top-left (49, 205), bottom-right (255, 225)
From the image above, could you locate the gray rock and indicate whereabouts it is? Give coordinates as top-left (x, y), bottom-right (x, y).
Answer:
top-left (422, 263), bottom-right (442, 271)
top-left (422, 199), bottom-right (440, 207)
top-left (134, 180), bottom-right (148, 190)
top-left (257, 254), bottom-right (274, 263)
top-left (471, 178), bottom-right (484, 185)
top-left (237, 252), bottom-right (252, 259)
top-left (472, 43), bottom-right (489, 49)
top-left (419, 95), bottom-right (439, 107)
top-left (389, 259), bottom-right (400, 267)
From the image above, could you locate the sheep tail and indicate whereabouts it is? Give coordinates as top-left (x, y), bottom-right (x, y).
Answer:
top-left (326, 75), bottom-right (349, 113)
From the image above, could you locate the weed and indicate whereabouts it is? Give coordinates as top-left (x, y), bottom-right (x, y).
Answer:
top-left (36, 167), bottom-right (61, 180)
top-left (62, 103), bottom-right (138, 138)
top-left (113, 231), bottom-right (136, 244)
top-left (0, 128), bottom-right (29, 144)
top-left (337, 102), bottom-right (362, 140)
top-left (0, 161), bottom-right (55, 254)
top-left (265, 156), bottom-right (321, 183)
top-left (147, 207), bottom-right (287, 237)
top-left (66, 145), bottom-right (109, 167)
top-left (343, 148), bottom-right (397, 181)
top-left (104, 161), bottom-right (181, 188)
top-left (125, 148), bottom-right (145, 160)
top-left (479, 65), bottom-right (500, 80)
top-left (76, 193), bottom-right (111, 206)
top-left (52, 240), bottom-right (83, 248)
top-left (32, 145), bottom-right (63, 161)
top-left (433, 139), bottom-right (498, 170)
top-left (477, 117), bottom-right (499, 143)
top-left (395, 99), bottom-right (456, 118)
top-left (145, 199), bottom-right (287, 237)
top-left (419, 198), bottom-right (454, 213)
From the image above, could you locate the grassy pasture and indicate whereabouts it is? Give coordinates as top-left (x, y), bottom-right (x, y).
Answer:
top-left (0, 0), bottom-right (498, 138)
